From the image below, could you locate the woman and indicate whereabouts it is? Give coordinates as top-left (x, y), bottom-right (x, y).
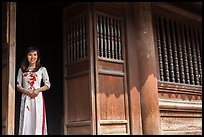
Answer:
top-left (16, 46), bottom-right (51, 135)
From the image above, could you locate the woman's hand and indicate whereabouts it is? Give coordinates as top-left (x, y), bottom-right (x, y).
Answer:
top-left (30, 88), bottom-right (40, 99)
top-left (23, 88), bottom-right (33, 97)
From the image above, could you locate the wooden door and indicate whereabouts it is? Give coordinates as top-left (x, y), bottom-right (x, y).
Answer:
top-left (63, 3), bottom-right (94, 135)
top-left (93, 10), bottom-right (130, 135)
top-left (2, 2), bottom-right (16, 135)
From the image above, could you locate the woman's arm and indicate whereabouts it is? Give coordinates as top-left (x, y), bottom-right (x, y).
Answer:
top-left (17, 87), bottom-right (33, 96)
top-left (31, 67), bottom-right (51, 98)
top-left (16, 68), bottom-right (33, 96)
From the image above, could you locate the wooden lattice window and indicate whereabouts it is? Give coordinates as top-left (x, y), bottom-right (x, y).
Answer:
top-left (154, 15), bottom-right (202, 86)
top-left (96, 14), bottom-right (123, 60)
top-left (65, 14), bottom-right (88, 63)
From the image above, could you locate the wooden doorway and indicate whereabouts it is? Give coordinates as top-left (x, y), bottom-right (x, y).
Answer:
top-left (14, 2), bottom-right (66, 135)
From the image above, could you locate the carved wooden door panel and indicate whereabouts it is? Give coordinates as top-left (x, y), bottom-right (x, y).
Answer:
top-left (2, 2), bottom-right (16, 135)
top-left (94, 12), bottom-right (130, 135)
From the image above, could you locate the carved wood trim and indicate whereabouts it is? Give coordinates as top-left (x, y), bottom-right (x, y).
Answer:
top-left (158, 81), bottom-right (202, 101)
top-left (160, 111), bottom-right (202, 118)
top-left (159, 98), bottom-right (202, 113)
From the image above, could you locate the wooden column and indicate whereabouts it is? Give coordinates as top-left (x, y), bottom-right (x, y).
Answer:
top-left (125, 3), bottom-right (142, 135)
top-left (133, 3), bottom-right (161, 134)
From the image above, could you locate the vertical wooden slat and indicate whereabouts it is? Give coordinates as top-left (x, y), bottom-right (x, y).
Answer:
top-left (70, 20), bottom-right (72, 62)
top-left (99, 16), bottom-right (104, 58)
top-left (82, 15), bottom-right (86, 58)
top-left (185, 24), bottom-right (195, 85)
top-left (194, 28), bottom-right (202, 85)
top-left (175, 22), bottom-right (185, 83)
top-left (85, 15), bottom-right (88, 58)
top-left (70, 20), bottom-right (73, 62)
top-left (165, 18), bottom-right (175, 82)
top-left (74, 19), bottom-right (77, 61)
top-left (69, 20), bottom-right (72, 62)
top-left (65, 21), bottom-right (68, 63)
top-left (110, 18), bottom-right (115, 59)
top-left (79, 16), bottom-right (83, 59)
top-left (180, 22), bottom-right (190, 84)
top-left (75, 18), bottom-right (78, 60)
top-left (103, 16), bottom-right (107, 58)
top-left (76, 17), bottom-right (79, 60)
top-left (107, 17), bottom-right (111, 59)
top-left (170, 20), bottom-right (180, 83)
top-left (116, 19), bottom-right (119, 60)
top-left (67, 21), bottom-right (70, 63)
top-left (97, 16), bottom-right (100, 57)
top-left (72, 19), bottom-right (75, 61)
top-left (198, 30), bottom-right (202, 59)
top-left (67, 21), bottom-right (69, 63)
top-left (160, 17), bottom-right (170, 81)
top-left (77, 17), bottom-right (81, 60)
top-left (155, 16), bottom-right (164, 81)
top-left (114, 19), bottom-right (118, 60)
top-left (198, 28), bottom-right (202, 85)
top-left (73, 18), bottom-right (76, 61)
top-left (78, 17), bottom-right (81, 60)
top-left (189, 27), bottom-right (199, 85)
top-left (118, 20), bottom-right (122, 60)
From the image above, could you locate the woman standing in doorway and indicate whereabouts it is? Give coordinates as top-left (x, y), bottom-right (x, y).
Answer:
top-left (16, 46), bottom-right (51, 135)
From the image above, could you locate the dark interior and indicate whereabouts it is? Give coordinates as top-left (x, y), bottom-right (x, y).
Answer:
top-left (15, 2), bottom-right (70, 135)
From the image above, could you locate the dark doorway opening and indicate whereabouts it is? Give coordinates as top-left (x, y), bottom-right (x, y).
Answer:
top-left (15, 2), bottom-right (69, 135)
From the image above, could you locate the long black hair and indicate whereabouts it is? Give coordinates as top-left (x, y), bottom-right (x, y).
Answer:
top-left (20, 46), bottom-right (41, 72)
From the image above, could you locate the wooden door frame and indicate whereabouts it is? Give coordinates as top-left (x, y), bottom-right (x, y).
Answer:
top-left (2, 2), bottom-right (16, 135)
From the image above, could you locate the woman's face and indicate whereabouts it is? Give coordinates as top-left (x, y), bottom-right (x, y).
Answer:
top-left (27, 50), bottom-right (38, 65)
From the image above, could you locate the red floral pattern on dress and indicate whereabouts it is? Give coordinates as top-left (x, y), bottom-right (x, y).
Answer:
top-left (26, 105), bottom-right (30, 111)
top-left (28, 72), bottom-right (37, 87)
top-left (23, 73), bottom-right (28, 77)
top-left (27, 72), bottom-right (37, 99)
